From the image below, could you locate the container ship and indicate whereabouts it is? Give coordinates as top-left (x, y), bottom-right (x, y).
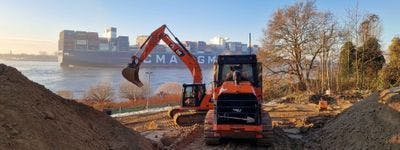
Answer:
top-left (58, 27), bottom-right (255, 67)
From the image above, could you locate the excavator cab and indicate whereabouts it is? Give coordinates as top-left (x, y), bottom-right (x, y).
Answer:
top-left (213, 55), bottom-right (260, 87)
top-left (205, 55), bottom-right (272, 146)
top-left (182, 83), bottom-right (206, 107)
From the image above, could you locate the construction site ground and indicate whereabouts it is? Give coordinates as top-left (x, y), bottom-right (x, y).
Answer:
top-left (115, 101), bottom-right (351, 149)
top-left (2, 64), bottom-right (398, 149)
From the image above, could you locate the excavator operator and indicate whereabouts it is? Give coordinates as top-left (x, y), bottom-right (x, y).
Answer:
top-left (225, 64), bottom-right (250, 83)
top-left (185, 92), bottom-right (196, 107)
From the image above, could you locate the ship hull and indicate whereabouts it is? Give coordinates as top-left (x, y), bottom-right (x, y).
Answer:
top-left (59, 50), bottom-right (216, 67)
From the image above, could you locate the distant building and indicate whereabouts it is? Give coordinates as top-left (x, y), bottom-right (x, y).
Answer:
top-left (136, 35), bottom-right (149, 46)
top-left (104, 27), bottom-right (117, 39)
top-left (241, 44), bottom-right (248, 52)
top-left (226, 42), bottom-right (242, 52)
top-left (209, 36), bottom-right (229, 46)
top-left (251, 45), bottom-right (259, 53)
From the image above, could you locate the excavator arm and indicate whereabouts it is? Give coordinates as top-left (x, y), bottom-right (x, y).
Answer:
top-left (122, 24), bottom-right (203, 87)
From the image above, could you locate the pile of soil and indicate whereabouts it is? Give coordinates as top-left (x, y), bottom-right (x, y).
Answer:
top-left (305, 92), bottom-right (400, 149)
top-left (0, 64), bottom-right (153, 150)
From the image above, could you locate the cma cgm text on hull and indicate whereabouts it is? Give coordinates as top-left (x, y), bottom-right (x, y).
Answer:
top-left (58, 50), bottom-right (217, 67)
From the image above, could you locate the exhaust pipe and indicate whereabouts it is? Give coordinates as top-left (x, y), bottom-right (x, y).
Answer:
top-left (122, 57), bottom-right (144, 87)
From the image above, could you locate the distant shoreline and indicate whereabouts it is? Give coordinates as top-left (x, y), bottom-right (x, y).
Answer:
top-left (0, 54), bottom-right (57, 62)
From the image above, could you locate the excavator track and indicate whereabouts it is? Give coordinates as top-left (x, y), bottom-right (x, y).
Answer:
top-left (257, 110), bottom-right (274, 146)
top-left (173, 111), bottom-right (207, 126)
top-left (168, 108), bottom-right (182, 118)
top-left (204, 110), bottom-right (220, 145)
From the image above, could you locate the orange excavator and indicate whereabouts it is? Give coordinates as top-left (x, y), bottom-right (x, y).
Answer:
top-left (122, 24), bottom-right (212, 126)
top-left (203, 55), bottom-right (273, 146)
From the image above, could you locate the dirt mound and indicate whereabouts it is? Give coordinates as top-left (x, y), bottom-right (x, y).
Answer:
top-left (0, 64), bottom-right (153, 150)
top-left (305, 91), bottom-right (400, 149)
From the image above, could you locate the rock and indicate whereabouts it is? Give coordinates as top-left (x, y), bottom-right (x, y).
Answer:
top-left (44, 111), bottom-right (55, 120)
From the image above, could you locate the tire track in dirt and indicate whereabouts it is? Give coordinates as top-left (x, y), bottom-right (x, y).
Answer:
top-left (116, 103), bottom-right (339, 149)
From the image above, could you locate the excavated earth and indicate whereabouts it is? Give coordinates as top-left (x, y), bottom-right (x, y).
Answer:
top-left (2, 63), bottom-right (399, 150)
top-left (118, 88), bottom-right (400, 149)
top-left (117, 103), bottom-right (339, 149)
top-left (305, 89), bottom-right (400, 149)
top-left (0, 64), bottom-right (153, 150)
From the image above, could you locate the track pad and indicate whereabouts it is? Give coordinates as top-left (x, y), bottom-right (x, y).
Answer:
top-left (122, 66), bottom-right (144, 87)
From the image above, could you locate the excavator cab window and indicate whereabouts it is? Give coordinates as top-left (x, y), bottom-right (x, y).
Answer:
top-left (182, 84), bottom-right (206, 107)
top-left (221, 64), bottom-right (254, 83)
top-left (214, 55), bottom-right (259, 87)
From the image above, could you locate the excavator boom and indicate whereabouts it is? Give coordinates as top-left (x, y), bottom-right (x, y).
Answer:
top-left (122, 25), bottom-right (212, 127)
top-left (122, 24), bottom-right (202, 87)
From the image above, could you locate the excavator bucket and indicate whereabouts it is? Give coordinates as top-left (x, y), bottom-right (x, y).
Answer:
top-left (122, 65), bottom-right (144, 87)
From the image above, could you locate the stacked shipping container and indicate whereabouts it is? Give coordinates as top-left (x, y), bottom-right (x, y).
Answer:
top-left (75, 31), bottom-right (88, 50)
top-left (99, 37), bottom-right (109, 51)
top-left (58, 28), bottom-right (130, 52)
top-left (117, 36), bottom-right (129, 51)
top-left (59, 30), bottom-right (75, 51)
top-left (87, 32), bottom-right (99, 51)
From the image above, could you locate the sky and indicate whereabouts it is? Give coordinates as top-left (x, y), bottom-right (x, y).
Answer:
top-left (0, 0), bottom-right (399, 54)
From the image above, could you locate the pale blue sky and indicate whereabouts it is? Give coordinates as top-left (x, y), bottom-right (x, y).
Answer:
top-left (0, 0), bottom-right (399, 54)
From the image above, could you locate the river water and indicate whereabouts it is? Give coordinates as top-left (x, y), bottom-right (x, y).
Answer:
top-left (0, 59), bottom-right (213, 100)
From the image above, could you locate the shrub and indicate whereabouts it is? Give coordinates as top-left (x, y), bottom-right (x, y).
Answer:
top-left (119, 80), bottom-right (149, 102)
top-left (154, 82), bottom-right (182, 96)
top-left (56, 90), bottom-right (73, 99)
top-left (84, 81), bottom-right (115, 103)
top-left (381, 65), bottom-right (400, 88)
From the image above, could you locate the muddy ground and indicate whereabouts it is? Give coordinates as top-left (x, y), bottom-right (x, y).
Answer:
top-left (115, 102), bottom-right (348, 149)
top-left (2, 63), bottom-right (398, 149)
top-left (116, 88), bottom-right (400, 150)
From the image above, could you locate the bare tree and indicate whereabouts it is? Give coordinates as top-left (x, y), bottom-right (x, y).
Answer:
top-left (358, 14), bottom-right (383, 89)
top-left (343, 2), bottom-right (363, 44)
top-left (359, 14), bottom-right (382, 41)
top-left (119, 80), bottom-right (149, 102)
top-left (155, 82), bottom-right (182, 95)
top-left (342, 3), bottom-right (364, 90)
top-left (84, 81), bottom-right (115, 103)
top-left (259, 1), bottom-right (339, 91)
